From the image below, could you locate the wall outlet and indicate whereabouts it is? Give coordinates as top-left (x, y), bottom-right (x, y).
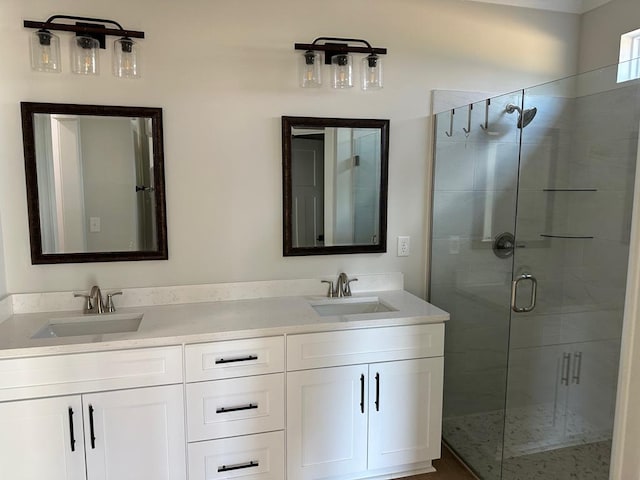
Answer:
top-left (397, 236), bottom-right (410, 257)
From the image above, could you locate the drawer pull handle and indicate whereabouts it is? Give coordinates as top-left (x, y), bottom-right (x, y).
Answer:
top-left (216, 403), bottom-right (258, 414)
top-left (88, 404), bottom-right (96, 449)
top-left (375, 372), bottom-right (380, 411)
top-left (215, 355), bottom-right (258, 364)
top-left (218, 460), bottom-right (259, 472)
top-left (68, 407), bottom-right (76, 452)
top-left (360, 374), bottom-right (365, 414)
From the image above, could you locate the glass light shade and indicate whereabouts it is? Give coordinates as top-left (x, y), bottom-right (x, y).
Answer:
top-left (71, 36), bottom-right (99, 75)
top-left (362, 54), bottom-right (383, 90)
top-left (30, 30), bottom-right (61, 73)
top-left (331, 54), bottom-right (353, 89)
top-left (113, 37), bottom-right (140, 78)
top-left (299, 50), bottom-right (321, 88)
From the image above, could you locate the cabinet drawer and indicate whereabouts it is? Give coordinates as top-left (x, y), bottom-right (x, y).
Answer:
top-left (186, 373), bottom-right (284, 441)
top-left (188, 431), bottom-right (284, 480)
top-left (287, 324), bottom-right (444, 371)
top-left (185, 336), bottom-right (284, 382)
top-left (0, 346), bottom-right (183, 401)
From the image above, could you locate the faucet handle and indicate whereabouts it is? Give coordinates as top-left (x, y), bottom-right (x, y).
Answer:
top-left (345, 278), bottom-right (358, 296)
top-left (73, 292), bottom-right (93, 313)
top-left (321, 280), bottom-right (335, 298)
top-left (105, 291), bottom-right (123, 313)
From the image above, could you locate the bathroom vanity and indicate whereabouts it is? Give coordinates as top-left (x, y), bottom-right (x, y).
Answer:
top-left (0, 281), bottom-right (447, 480)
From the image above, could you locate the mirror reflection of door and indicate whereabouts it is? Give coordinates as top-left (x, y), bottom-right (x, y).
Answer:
top-left (291, 135), bottom-right (325, 247)
top-left (131, 118), bottom-right (157, 251)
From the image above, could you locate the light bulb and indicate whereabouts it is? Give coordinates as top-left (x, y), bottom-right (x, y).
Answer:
top-left (113, 37), bottom-right (139, 78)
top-left (331, 54), bottom-right (353, 89)
top-left (30, 30), bottom-right (61, 73)
top-left (299, 50), bottom-right (321, 88)
top-left (361, 54), bottom-right (383, 90)
top-left (71, 36), bottom-right (99, 75)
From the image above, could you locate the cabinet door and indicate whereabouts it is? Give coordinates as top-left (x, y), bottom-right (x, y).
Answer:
top-left (0, 395), bottom-right (86, 480)
top-left (368, 357), bottom-right (444, 470)
top-left (287, 365), bottom-right (368, 479)
top-left (84, 384), bottom-right (186, 480)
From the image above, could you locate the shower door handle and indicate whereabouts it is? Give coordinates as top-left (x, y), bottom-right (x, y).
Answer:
top-left (510, 274), bottom-right (537, 313)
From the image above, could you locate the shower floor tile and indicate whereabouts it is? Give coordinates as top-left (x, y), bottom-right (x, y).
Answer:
top-left (443, 406), bottom-right (612, 479)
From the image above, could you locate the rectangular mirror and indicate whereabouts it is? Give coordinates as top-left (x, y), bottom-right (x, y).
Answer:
top-left (282, 116), bottom-right (389, 256)
top-left (21, 102), bottom-right (168, 264)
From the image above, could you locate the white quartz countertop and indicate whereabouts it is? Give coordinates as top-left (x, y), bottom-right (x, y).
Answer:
top-left (0, 290), bottom-right (449, 359)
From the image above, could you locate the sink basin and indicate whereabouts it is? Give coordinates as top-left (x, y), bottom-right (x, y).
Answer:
top-left (311, 297), bottom-right (397, 317)
top-left (31, 313), bottom-right (143, 339)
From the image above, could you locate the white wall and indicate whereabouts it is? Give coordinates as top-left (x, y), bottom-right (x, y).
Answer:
top-left (0, 213), bottom-right (6, 299)
top-left (579, 0), bottom-right (640, 71)
top-left (0, 0), bottom-right (580, 296)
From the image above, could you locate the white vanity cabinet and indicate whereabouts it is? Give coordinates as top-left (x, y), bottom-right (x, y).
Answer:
top-left (286, 324), bottom-right (445, 480)
top-left (0, 346), bottom-right (186, 480)
top-left (184, 336), bottom-right (285, 480)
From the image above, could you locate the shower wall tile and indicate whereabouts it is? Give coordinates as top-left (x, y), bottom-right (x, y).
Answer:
top-left (432, 191), bottom-right (476, 238)
top-left (434, 142), bottom-right (475, 191)
top-left (472, 142), bottom-right (520, 192)
top-left (518, 142), bottom-right (572, 190)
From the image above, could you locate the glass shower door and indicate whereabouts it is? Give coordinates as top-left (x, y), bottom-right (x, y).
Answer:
top-left (503, 63), bottom-right (639, 479)
top-left (432, 90), bottom-right (522, 480)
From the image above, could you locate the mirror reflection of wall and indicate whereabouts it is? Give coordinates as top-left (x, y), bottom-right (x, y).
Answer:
top-left (282, 116), bottom-right (389, 256)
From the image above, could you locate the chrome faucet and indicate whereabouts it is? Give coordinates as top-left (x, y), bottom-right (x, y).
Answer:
top-left (90, 286), bottom-right (105, 314)
top-left (321, 273), bottom-right (358, 298)
top-left (74, 286), bottom-right (122, 314)
top-left (336, 273), bottom-right (348, 298)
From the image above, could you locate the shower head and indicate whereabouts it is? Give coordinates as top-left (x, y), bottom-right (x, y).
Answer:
top-left (505, 103), bottom-right (537, 129)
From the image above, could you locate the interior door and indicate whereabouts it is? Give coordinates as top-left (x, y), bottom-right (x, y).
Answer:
top-left (291, 136), bottom-right (325, 247)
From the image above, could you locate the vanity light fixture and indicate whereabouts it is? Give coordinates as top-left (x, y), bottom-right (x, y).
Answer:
top-left (24, 15), bottom-right (144, 78)
top-left (294, 37), bottom-right (387, 90)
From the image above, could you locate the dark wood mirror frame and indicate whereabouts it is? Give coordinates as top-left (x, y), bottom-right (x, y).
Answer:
top-left (282, 116), bottom-right (389, 256)
top-left (21, 102), bottom-right (168, 264)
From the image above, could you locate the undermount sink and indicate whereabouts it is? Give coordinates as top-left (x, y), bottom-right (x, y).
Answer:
top-left (310, 297), bottom-right (397, 317)
top-left (31, 313), bottom-right (143, 339)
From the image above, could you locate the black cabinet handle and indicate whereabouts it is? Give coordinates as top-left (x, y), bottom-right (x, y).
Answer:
top-left (360, 374), bottom-right (365, 414)
top-left (218, 460), bottom-right (259, 472)
top-left (216, 403), bottom-right (258, 414)
top-left (88, 404), bottom-right (96, 449)
top-left (375, 373), bottom-right (380, 411)
top-left (215, 355), bottom-right (258, 364)
top-left (68, 408), bottom-right (76, 452)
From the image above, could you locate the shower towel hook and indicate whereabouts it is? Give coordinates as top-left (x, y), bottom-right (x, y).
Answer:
top-left (445, 109), bottom-right (454, 137)
top-left (480, 98), bottom-right (491, 131)
top-left (463, 103), bottom-right (473, 135)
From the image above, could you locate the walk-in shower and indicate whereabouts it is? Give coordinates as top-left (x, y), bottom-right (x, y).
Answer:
top-left (430, 61), bottom-right (640, 479)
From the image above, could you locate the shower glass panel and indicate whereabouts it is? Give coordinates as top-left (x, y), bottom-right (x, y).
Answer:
top-left (432, 90), bottom-right (522, 480)
top-left (431, 61), bottom-right (640, 480)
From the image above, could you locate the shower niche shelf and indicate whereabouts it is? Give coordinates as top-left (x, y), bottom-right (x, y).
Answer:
top-left (540, 234), bottom-right (594, 239)
top-left (542, 188), bottom-right (598, 192)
